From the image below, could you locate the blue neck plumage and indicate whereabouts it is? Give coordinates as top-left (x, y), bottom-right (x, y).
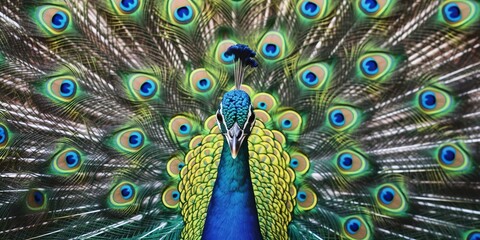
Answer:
top-left (202, 139), bottom-right (263, 240)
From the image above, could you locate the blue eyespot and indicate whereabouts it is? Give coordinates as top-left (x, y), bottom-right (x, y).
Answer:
top-left (302, 71), bottom-right (319, 86)
top-left (34, 191), bottom-right (44, 204)
top-left (120, 185), bottom-right (134, 200)
top-left (361, 57), bottom-right (379, 75)
top-left (297, 191), bottom-right (307, 202)
top-left (51, 11), bottom-right (68, 30)
top-left (301, 1), bottom-right (320, 17)
top-left (443, 2), bottom-right (462, 23)
top-left (420, 91), bottom-right (437, 110)
top-left (361, 0), bottom-right (379, 13)
top-left (440, 146), bottom-right (456, 165)
top-left (338, 153), bottom-right (353, 170)
top-left (179, 124), bottom-right (191, 135)
top-left (282, 119), bottom-right (292, 129)
top-left (128, 131), bottom-right (143, 148)
top-left (59, 79), bottom-right (76, 98)
top-left (65, 151), bottom-right (80, 168)
top-left (262, 43), bottom-right (280, 58)
top-left (468, 232), bottom-right (480, 240)
top-left (178, 162), bottom-right (185, 171)
top-left (346, 218), bottom-right (361, 235)
top-left (120, 0), bottom-right (139, 12)
top-left (290, 158), bottom-right (299, 168)
top-left (379, 187), bottom-right (395, 204)
top-left (0, 125), bottom-right (7, 145)
top-left (257, 101), bottom-right (267, 110)
top-left (221, 52), bottom-right (235, 63)
top-left (174, 6), bottom-right (193, 22)
top-left (139, 80), bottom-right (157, 97)
top-left (171, 190), bottom-right (180, 201)
top-left (196, 78), bottom-right (211, 90)
top-left (330, 110), bottom-right (345, 127)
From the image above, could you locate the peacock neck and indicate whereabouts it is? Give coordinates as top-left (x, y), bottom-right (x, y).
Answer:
top-left (202, 139), bottom-right (263, 240)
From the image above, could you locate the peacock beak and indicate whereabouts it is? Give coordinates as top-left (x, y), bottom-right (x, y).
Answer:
top-left (226, 123), bottom-right (244, 159)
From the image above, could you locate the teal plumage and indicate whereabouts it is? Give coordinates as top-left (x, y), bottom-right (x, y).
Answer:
top-left (1, 0), bottom-right (480, 239)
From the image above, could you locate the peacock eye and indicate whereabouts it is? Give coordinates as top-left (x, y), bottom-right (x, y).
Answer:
top-left (258, 31), bottom-right (286, 61)
top-left (417, 87), bottom-right (453, 116)
top-left (108, 182), bottom-right (137, 208)
top-left (375, 183), bottom-right (408, 214)
top-left (215, 40), bottom-right (237, 65)
top-left (162, 186), bottom-right (180, 208)
top-left (440, 0), bottom-right (479, 28)
top-left (110, 0), bottom-right (141, 14)
top-left (358, 52), bottom-right (395, 81)
top-left (436, 143), bottom-right (471, 172)
top-left (343, 216), bottom-right (371, 239)
top-left (46, 76), bottom-right (78, 103)
top-left (252, 93), bottom-right (278, 112)
top-left (296, 0), bottom-right (335, 21)
top-left (189, 69), bottom-right (217, 97)
top-left (168, 0), bottom-right (198, 25)
top-left (51, 148), bottom-right (83, 175)
top-left (116, 128), bottom-right (146, 152)
top-left (327, 106), bottom-right (360, 131)
top-left (0, 124), bottom-right (9, 148)
top-left (127, 74), bottom-right (160, 101)
top-left (357, 0), bottom-right (394, 17)
top-left (27, 189), bottom-right (47, 211)
top-left (36, 5), bottom-right (71, 35)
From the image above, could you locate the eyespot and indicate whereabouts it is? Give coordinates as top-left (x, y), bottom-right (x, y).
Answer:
top-left (297, 62), bottom-right (331, 90)
top-left (110, 0), bottom-right (141, 14)
top-left (215, 40), bottom-right (237, 65)
top-left (168, 0), bottom-right (198, 25)
top-left (0, 124), bottom-right (10, 148)
top-left (189, 69), bottom-right (217, 96)
top-left (440, 1), bottom-right (479, 28)
top-left (116, 128), bottom-right (146, 152)
top-left (188, 135), bottom-right (203, 149)
top-left (417, 87), bottom-right (453, 116)
top-left (252, 93), bottom-right (278, 112)
top-left (357, 0), bottom-right (394, 17)
top-left (258, 31), bottom-right (286, 61)
top-left (275, 110), bottom-right (303, 132)
top-left (46, 76), bottom-right (78, 102)
top-left (108, 182), bottom-right (137, 208)
top-left (51, 148), bottom-right (83, 175)
top-left (169, 115), bottom-right (199, 146)
top-left (170, 116), bottom-right (193, 136)
top-left (375, 184), bottom-right (408, 214)
top-left (127, 74), bottom-right (159, 100)
top-left (336, 150), bottom-right (369, 177)
top-left (162, 186), bottom-right (180, 208)
top-left (343, 216), bottom-right (371, 239)
top-left (36, 5), bottom-right (71, 35)
top-left (296, 188), bottom-right (317, 211)
top-left (358, 53), bottom-right (395, 81)
top-left (289, 152), bottom-right (310, 175)
top-left (296, 0), bottom-right (333, 21)
top-left (26, 189), bottom-right (47, 211)
top-left (436, 143), bottom-right (471, 173)
top-left (167, 157), bottom-right (185, 177)
top-left (327, 106), bottom-right (360, 131)
top-left (466, 230), bottom-right (480, 240)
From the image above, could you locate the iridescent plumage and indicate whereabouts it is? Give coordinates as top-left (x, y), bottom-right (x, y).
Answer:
top-left (0, 0), bottom-right (480, 239)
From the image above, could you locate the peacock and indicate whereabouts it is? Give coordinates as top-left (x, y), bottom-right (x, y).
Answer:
top-left (1, 0), bottom-right (480, 239)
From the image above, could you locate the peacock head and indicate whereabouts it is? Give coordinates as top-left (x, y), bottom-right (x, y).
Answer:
top-left (216, 90), bottom-right (256, 159)
top-left (216, 43), bottom-right (258, 158)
